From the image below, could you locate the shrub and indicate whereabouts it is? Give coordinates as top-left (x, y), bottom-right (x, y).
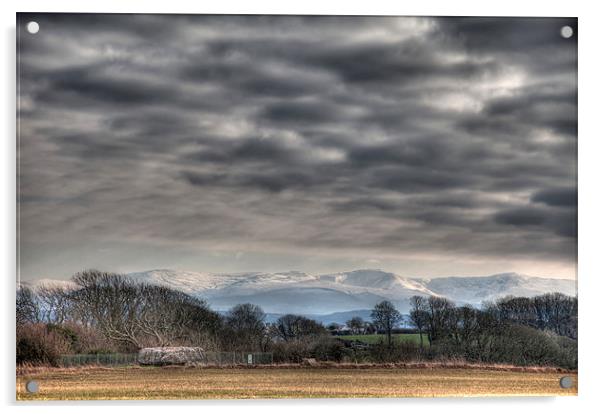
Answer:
top-left (16, 323), bottom-right (71, 366)
top-left (311, 336), bottom-right (346, 362)
top-left (59, 322), bottom-right (119, 354)
top-left (270, 340), bottom-right (313, 363)
top-left (47, 323), bottom-right (79, 348)
top-left (554, 334), bottom-right (577, 369)
top-left (428, 324), bottom-right (578, 369)
top-left (485, 325), bottom-right (567, 367)
top-left (368, 339), bottom-right (420, 362)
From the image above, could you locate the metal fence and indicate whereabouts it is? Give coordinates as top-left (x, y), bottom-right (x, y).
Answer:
top-left (60, 352), bottom-right (273, 367)
top-left (60, 353), bottom-right (138, 367)
top-left (204, 352), bottom-right (273, 365)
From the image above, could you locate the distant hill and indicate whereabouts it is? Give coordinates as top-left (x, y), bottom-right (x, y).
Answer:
top-left (126, 269), bottom-right (576, 314)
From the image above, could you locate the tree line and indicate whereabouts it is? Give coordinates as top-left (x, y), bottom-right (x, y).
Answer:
top-left (404, 294), bottom-right (577, 368)
top-left (17, 270), bottom-right (330, 364)
top-left (407, 293), bottom-right (577, 345)
top-left (16, 270), bottom-right (577, 369)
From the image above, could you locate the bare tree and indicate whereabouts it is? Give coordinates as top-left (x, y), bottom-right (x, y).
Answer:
top-left (495, 293), bottom-right (577, 339)
top-left (425, 296), bottom-right (455, 343)
top-left (273, 314), bottom-right (327, 342)
top-left (364, 321), bottom-right (377, 334)
top-left (70, 270), bottom-right (143, 347)
top-left (136, 284), bottom-right (220, 347)
top-left (224, 303), bottom-right (266, 351)
top-left (452, 305), bottom-right (479, 348)
top-left (346, 316), bottom-right (365, 334)
top-left (37, 284), bottom-right (72, 325)
top-left (326, 322), bottom-right (341, 334)
top-left (70, 270), bottom-right (220, 349)
top-left (16, 285), bottom-right (39, 327)
top-left (370, 300), bottom-right (402, 347)
top-left (408, 296), bottom-right (428, 349)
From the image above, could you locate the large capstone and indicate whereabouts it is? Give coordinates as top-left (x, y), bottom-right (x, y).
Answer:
top-left (138, 347), bottom-right (206, 366)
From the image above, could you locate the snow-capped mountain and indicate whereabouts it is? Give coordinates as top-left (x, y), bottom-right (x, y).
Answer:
top-left (126, 269), bottom-right (576, 314)
top-left (20, 278), bottom-right (77, 290)
top-left (420, 273), bottom-right (577, 305)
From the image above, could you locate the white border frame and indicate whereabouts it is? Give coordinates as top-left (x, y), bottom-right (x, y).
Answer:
top-left (3, 1), bottom-right (601, 412)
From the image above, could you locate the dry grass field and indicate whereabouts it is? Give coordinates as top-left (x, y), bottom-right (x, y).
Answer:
top-left (16, 366), bottom-right (577, 400)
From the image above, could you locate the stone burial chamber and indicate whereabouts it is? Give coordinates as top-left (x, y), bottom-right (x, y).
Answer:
top-left (138, 347), bottom-right (206, 366)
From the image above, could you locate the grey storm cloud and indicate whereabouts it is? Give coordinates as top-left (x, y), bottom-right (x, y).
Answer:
top-left (17, 14), bottom-right (577, 280)
top-left (531, 187), bottom-right (577, 208)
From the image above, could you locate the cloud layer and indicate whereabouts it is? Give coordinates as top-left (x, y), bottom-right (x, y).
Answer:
top-left (17, 14), bottom-right (577, 280)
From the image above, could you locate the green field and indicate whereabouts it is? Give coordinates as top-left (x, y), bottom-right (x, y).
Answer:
top-left (338, 333), bottom-right (429, 345)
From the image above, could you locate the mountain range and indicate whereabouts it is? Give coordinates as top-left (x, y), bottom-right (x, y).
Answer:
top-left (124, 269), bottom-right (576, 319)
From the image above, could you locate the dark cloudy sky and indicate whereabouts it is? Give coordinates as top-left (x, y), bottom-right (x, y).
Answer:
top-left (17, 14), bottom-right (577, 281)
